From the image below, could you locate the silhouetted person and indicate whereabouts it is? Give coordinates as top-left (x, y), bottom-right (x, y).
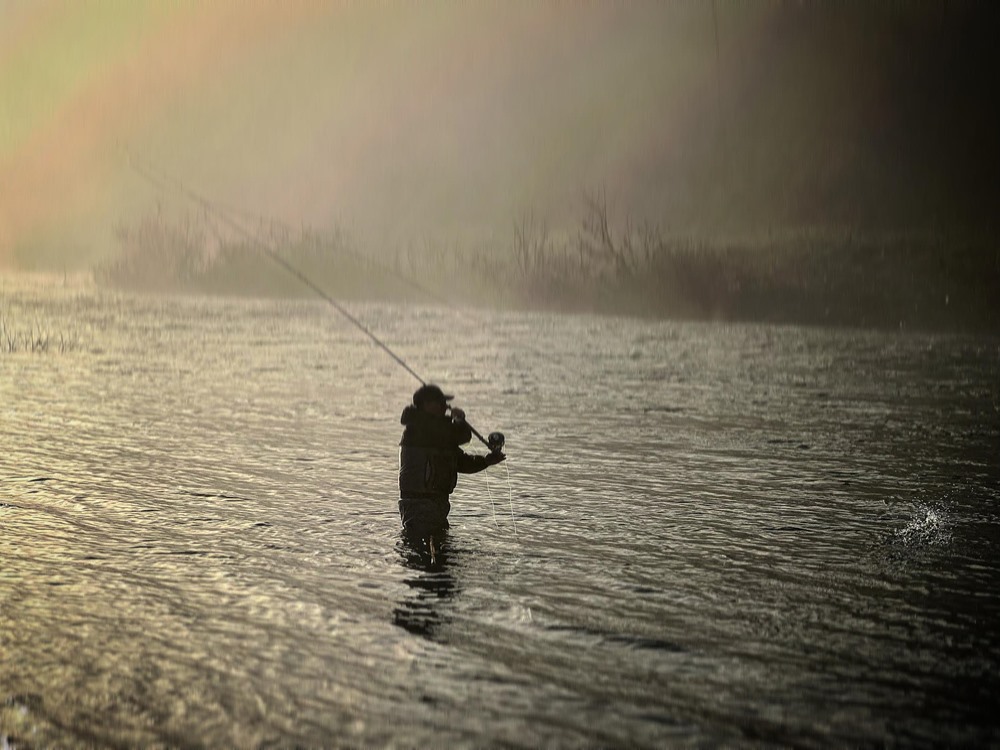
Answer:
top-left (398, 384), bottom-right (505, 554)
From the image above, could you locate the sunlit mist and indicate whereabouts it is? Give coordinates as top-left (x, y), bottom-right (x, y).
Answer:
top-left (2, 2), bottom-right (997, 330)
top-left (1, 3), bottom-right (693, 265)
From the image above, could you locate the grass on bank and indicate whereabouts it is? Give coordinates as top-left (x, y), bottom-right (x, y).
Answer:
top-left (0, 313), bottom-right (77, 354)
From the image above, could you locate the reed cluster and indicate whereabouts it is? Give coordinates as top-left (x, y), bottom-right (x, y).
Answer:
top-left (0, 314), bottom-right (76, 354)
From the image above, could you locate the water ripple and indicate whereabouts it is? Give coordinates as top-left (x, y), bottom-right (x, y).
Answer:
top-left (2, 283), bottom-right (998, 747)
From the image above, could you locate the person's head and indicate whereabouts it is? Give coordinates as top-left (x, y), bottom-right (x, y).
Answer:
top-left (412, 384), bottom-right (453, 416)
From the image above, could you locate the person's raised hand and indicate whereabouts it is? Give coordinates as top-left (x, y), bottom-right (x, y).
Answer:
top-left (450, 407), bottom-right (466, 422)
top-left (487, 450), bottom-right (506, 466)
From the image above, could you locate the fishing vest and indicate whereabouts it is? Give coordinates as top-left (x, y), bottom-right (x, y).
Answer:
top-left (399, 445), bottom-right (459, 496)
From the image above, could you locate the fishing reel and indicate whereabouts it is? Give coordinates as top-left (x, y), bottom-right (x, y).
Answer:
top-left (487, 431), bottom-right (505, 452)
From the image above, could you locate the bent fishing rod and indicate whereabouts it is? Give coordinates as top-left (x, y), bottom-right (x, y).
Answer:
top-left (263, 241), bottom-right (504, 451)
top-left (126, 152), bottom-right (504, 452)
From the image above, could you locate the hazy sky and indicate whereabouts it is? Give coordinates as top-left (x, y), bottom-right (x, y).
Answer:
top-left (2, 1), bottom-right (722, 269)
top-left (2, 2), bottom-right (996, 270)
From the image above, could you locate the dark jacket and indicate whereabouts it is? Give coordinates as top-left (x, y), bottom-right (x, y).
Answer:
top-left (398, 406), bottom-right (491, 499)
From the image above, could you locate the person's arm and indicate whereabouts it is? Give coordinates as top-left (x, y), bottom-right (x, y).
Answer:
top-left (450, 420), bottom-right (473, 446)
top-left (448, 407), bottom-right (473, 445)
top-left (457, 448), bottom-right (506, 474)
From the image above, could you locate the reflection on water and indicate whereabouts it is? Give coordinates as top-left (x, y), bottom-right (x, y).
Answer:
top-left (1, 279), bottom-right (999, 747)
top-left (393, 534), bottom-right (459, 640)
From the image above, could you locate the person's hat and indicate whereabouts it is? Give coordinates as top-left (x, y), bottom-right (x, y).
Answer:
top-left (413, 383), bottom-right (454, 407)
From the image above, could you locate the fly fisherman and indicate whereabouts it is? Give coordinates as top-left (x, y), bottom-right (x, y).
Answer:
top-left (398, 384), bottom-right (506, 548)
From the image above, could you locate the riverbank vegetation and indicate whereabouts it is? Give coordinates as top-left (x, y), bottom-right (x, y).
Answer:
top-left (0, 312), bottom-right (76, 354)
top-left (92, 3), bottom-right (1000, 334)
top-left (95, 197), bottom-right (997, 334)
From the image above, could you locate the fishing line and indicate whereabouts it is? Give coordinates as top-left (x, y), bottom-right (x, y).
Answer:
top-left (484, 454), bottom-right (517, 537)
top-left (485, 469), bottom-right (501, 531)
top-left (504, 457), bottom-right (518, 538)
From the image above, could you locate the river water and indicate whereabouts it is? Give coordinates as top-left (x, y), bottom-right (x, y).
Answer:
top-left (2, 277), bottom-right (998, 748)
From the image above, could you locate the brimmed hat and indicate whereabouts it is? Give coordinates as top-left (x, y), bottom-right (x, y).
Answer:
top-left (412, 384), bottom-right (454, 407)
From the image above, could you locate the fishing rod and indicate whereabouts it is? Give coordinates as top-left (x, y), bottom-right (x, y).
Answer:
top-left (261, 234), bottom-right (504, 451)
top-left (125, 151), bottom-right (504, 452)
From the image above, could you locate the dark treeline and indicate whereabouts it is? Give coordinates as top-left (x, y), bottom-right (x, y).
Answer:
top-left (96, 203), bottom-right (998, 333)
top-left (477, 195), bottom-right (998, 333)
top-left (674, 0), bottom-right (1000, 234)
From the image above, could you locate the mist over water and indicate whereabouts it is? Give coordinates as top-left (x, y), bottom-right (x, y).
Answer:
top-left (3, 2), bottom-right (999, 282)
top-left (2, 279), bottom-right (998, 747)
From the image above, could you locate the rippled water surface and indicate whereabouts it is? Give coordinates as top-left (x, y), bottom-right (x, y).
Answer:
top-left (2, 278), bottom-right (999, 748)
